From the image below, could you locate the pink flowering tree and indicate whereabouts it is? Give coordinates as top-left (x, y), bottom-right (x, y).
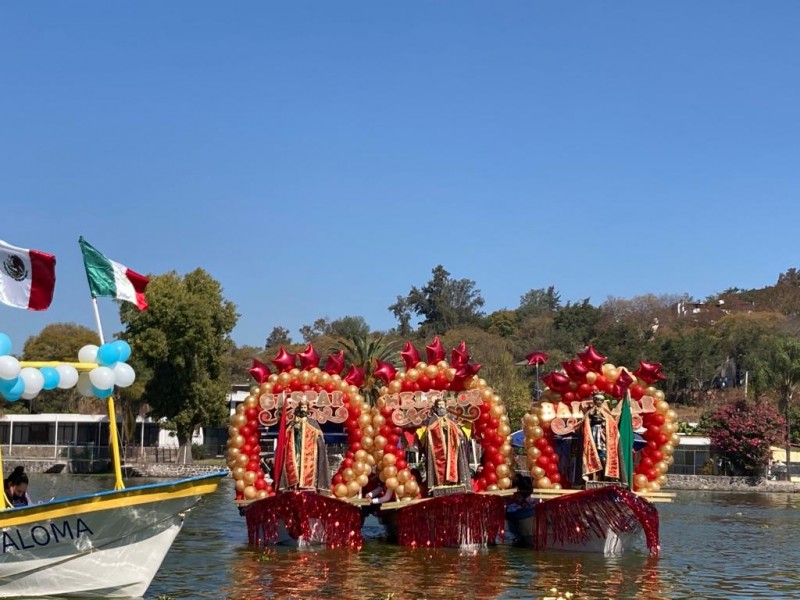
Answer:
top-left (706, 400), bottom-right (785, 475)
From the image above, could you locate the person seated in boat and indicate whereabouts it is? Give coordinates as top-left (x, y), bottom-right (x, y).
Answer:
top-left (3, 465), bottom-right (31, 507)
top-left (582, 394), bottom-right (621, 483)
top-left (276, 396), bottom-right (331, 492)
top-left (418, 397), bottom-right (471, 489)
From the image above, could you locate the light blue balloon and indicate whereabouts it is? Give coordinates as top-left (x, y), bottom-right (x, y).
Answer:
top-left (40, 367), bottom-right (60, 390)
top-left (0, 332), bottom-right (11, 356)
top-left (2, 389), bottom-right (21, 402)
top-left (9, 377), bottom-right (24, 396)
top-left (113, 340), bottom-right (131, 362)
top-left (97, 343), bottom-right (121, 367)
top-left (92, 385), bottom-right (113, 399)
top-left (0, 378), bottom-right (14, 393)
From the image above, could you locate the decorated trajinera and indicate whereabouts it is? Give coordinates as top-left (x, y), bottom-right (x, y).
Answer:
top-left (506, 346), bottom-right (674, 556)
top-left (231, 337), bottom-right (514, 549)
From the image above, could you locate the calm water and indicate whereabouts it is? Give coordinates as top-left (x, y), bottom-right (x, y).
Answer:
top-left (27, 475), bottom-right (800, 599)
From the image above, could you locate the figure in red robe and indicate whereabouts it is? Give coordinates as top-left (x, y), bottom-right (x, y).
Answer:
top-left (582, 394), bottom-right (620, 482)
top-left (419, 398), bottom-right (471, 489)
top-left (277, 397), bottom-right (331, 491)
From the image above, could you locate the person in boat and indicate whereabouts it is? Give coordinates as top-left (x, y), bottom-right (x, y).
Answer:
top-left (418, 397), bottom-right (471, 489)
top-left (3, 465), bottom-right (31, 507)
top-left (276, 396), bottom-right (331, 491)
top-left (582, 393), bottom-right (621, 482)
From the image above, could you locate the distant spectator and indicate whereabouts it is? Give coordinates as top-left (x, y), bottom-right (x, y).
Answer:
top-left (4, 466), bottom-right (31, 507)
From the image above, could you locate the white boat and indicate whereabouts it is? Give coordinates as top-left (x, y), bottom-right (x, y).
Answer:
top-left (0, 471), bottom-right (226, 598)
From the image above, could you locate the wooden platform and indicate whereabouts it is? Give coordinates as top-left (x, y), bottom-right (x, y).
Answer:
top-left (528, 487), bottom-right (676, 503)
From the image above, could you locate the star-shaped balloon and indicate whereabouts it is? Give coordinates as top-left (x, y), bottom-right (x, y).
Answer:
top-left (526, 351), bottom-right (549, 366)
top-left (343, 365), bottom-right (366, 387)
top-left (400, 341), bottom-right (421, 370)
top-left (323, 351), bottom-right (345, 375)
top-left (271, 347), bottom-right (296, 372)
top-left (297, 344), bottom-right (321, 369)
top-left (425, 337), bottom-right (446, 363)
top-left (563, 359), bottom-right (589, 380)
top-left (455, 362), bottom-right (481, 379)
top-left (633, 361), bottom-right (666, 384)
top-left (542, 371), bottom-right (571, 393)
top-left (451, 342), bottom-right (471, 368)
top-left (578, 346), bottom-right (606, 372)
top-left (249, 359), bottom-right (270, 384)
top-left (612, 368), bottom-right (635, 397)
top-left (374, 360), bottom-right (398, 384)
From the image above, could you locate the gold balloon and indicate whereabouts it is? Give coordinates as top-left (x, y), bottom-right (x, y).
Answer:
top-left (364, 425), bottom-right (375, 437)
top-left (277, 372), bottom-right (291, 386)
top-left (498, 424), bottom-right (511, 438)
top-left (358, 414), bottom-right (371, 428)
top-left (353, 461), bottom-right (366, 475)
top-left (235, 479), bottom-right (245, 492)
top-left (648, 481), bottom-right (661, 493)
top-left (416, 361), bottom-right (428, 371)
top-left (661, 443), bottom-right (675, 456)
top-left (531, 426), bottom-right (544, 439)
top-left (656, 400), bottom-right (669, 414)
top-left (235, 404), bottom-right (245, 415)
top-left (388, 381), bottom-right (402, 394)
top-left (531, 466), bottom-right (545, 479)
top-left (657, 474), bottom-right (668, 485)
top-left (367, 454), bottom-right (376, 467)
top-left (487, 484), bottom-right (499, 492)
top-left (226, 459), bottom-right (238, 469)
top-left (268, 374), bottom-right (278, 383)
top-left (346, 481), bottom-right (361, 497)
top-left (383, 453), bottom-right (397, 466)
top-left (406, 368), bottom-right (419, 382)
top-left (527, 447), bottom-right (541, 461)
top-left (666, 409), bottom-right (678, 422)
top-left (385, 477), bottom-right (399, 490)
top-left (552, 483), bottom-right (562, 490)
top-left (231, 414), bottom-right (247, 428)
top-left (342, 468), bottom-right (355, 482)
top-left (425, 365), bottom-right (438, 379)
top-left (394, 484), bottom-right (406, 498)
top-left (634, 474), bottom-right (649, 490)
top-left (397, 469), bottom-right (411, 484)
top-left (585, 372), bottom-right (597, 384)
top-left (446, 368), bottom-right (456, 382)
top-left (437, 360), bottom-right (449, 371)
top-left (355, 449), bottom-right (369, 462)
top-left (334, 483), bottom-right (349, 498)
top-left (670, 433), bottom-right (681, 446)
top-left (356, 474), bottom-right (369, 487)
top-left (498, 477), bottom-right (512, 489)
top-left (496, 464), bottom-right (510, 478)
top-left (319, 373), bottom-right (331, 386)
top-left (535, 476), bottom-right (552, 489)
top-left (655, 390), bottom-right (666, 402)
top-left (374, 435), bottom-right (387, 450)
top-left (232, 466), bottom-right (246, 480)
top-left (482, 389), bottom-right (493, 401)
top-left (243, 471), bottom-right (257, 486)
top-left (230, 435), bottom-right (245, 449)
top-left (256, 490), bottom-right (269, 500)
top-left (243, 485), bottom-right (257, 500)
top-left (383, 465), bottom-right (398, 478)
top-left (227, 447), bottom-right (241, 460)
top-left (236, 454), bottom-right (249, 468)
top-left (228, 426), bottom-right (239, 438)
top-left (299, 371), bottom-right (311, 384)
top-left (373, 414), bottom-right (386, 428)
top-left (361, 436), bottom-right (374, 449)
top-left (405, 480), bottom-right (419, 496)
top-left (664, 422), bottom-right (677, 434)
top-left (245, 396), bottom-right (258, 409)
top-left (500, 443), bottom-right (512, 456)
top-left (655, 461), bottom-right (668, 474)
top-left (523, 413), bottom-right (539, 426)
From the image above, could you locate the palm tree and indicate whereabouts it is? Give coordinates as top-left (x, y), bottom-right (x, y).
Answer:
top-left (753, 336), bottom-right (800, 478)
top-left (340, 334), bottom-right (399, 404)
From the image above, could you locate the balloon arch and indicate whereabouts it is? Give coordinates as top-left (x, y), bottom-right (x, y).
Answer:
top-left (227, 337), bottom-right (515, 503)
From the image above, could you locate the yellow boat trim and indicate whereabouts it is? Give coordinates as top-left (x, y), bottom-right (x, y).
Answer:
top-left (0, 480), bottom-right (220, 528)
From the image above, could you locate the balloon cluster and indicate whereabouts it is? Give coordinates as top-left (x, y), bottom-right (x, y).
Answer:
top-left (523, 347), bottom-right (676, 492)
top-left (0, 332), bottom-right (135, 402)
top-left (228, 390), bottom-right (274, 502)
top-left (374, 338), bottom-right (514, 496)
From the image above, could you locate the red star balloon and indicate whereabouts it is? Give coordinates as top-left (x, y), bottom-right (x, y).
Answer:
top-left (542, 372), bottom-right (571, 393)
top-left (612, 368), bottom-right (635, 397)
top-left (271, 347), bottom-right (296, 372)
top-left (563, 359), bottom-right (589, 380)
top-left (400, 341), bottom-right (421, 370)
top-left (249, 359), bottom-right (270, 384)
top-left (455, 362), bottom-right (481, 379)
top-left (344, 365), bottom-right (366, 387)
top-left (633, 361), bottom-right (666, 384)
top-left (425, 337), bottom-right (446, 363)
top-left (374, 360), bottom-right (398, 384)
top-left (323, 351), bottom-right (345, 375)
top-left (451, 342), bottom-right (470, 368)
top-left (578, 346), bottom-right (606, 372)
top-left (297, 344), bottom-right (321, 369)
top-left (526, 351), bottom-right (549, 366)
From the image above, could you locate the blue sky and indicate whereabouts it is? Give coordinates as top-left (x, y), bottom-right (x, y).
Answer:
top-left (2, 2), bottom-right (799, 351)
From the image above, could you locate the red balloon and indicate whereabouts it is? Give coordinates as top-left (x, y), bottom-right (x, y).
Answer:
top-left (245, 407), bottom-right (259, 420)
top-left (417, 375), bottom-right (432, 390)
top-left (344, 365), bottom-right (366, 387)
top-left (332, 473), bottom-right (343, 485)
top-left (455, 362), bottom-right (481, 379)
top-left (374, 360), bottom-right (398, 384)
top-left (249, 359), bottom-right (271, 384)
top-left (485, 471), bottom-right (498, 484)
top-left (247, 461), bottom-right (260, 472)
top-left (323, 351), bottom-right (346, 375)
top-left (633, 360), bottom-right (666, 384)
top-left (526, 351), bottom-right (549, 366)
top-left (578, 346), bottom-right (606, 372)
top-left (255, 478), bottom-right (268, 490)
top-left (563, 391), bottom-right (577, 404)
top-left (536, 455), bottom-right (550, 468)
top-left (400, 341), bottom-right (421, 370)
top-left (396, 459), bottom-right (408, 471)
top-left (425, 337), bottom-right (446, 363)
top-left (451, 342), bottom-right (471, 368)
top-left (645, 469), bottom-right (658, 481)
top-left (343, 457), bottom-right (354, 468)
top-left (297, 344), bottom-right (321, 369)
top-left (646, 425), bottom-right (662, 438)
top-left (650, 414), bottom-right (665, 426)
top-left (577, 383), bottom-right (593, 399)
top-left (550, 473), bottom-right (562, 484)
top-left (535, 438), bottom-right (550, 450)
top-left (543, 372), bottom-right (571, 393)
top-left (646, 440), bottom-right (658, 451)
top-left (657, 433), bottom-right (669, 446)
top-left (271, 347), bottom-right (296, 372)
top-left (630, 384), bottom-right (645, 400)
top-left (650, 450), bottom-right (663, 462)
top-left (639, 457), bottom-right (654, 470)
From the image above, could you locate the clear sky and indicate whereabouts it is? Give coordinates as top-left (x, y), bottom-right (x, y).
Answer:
top-left (2, 2), bottom-right (799, 351)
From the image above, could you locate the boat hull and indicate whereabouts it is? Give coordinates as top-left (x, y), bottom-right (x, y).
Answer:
top-left (0, 471), bottom-right (226, 598)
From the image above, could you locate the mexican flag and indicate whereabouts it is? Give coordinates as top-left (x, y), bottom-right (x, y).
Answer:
top-left (0, 239), bottom-right (56, 311)
top-left (78, 237), bottom-right (149, 310)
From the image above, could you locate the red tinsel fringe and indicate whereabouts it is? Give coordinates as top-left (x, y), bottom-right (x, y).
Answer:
top-left (396, 493), bottom-right (506, 548)
top-left (244, 491), bottom-right (363, 549)
top-left (534, 486), bottom-right (660, 556)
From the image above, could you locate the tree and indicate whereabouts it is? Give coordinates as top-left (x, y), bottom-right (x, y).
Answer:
top-left (751, 336), bottom-right (800, 478)
top-left (300, 316), bottom-right (370, 342)
top-left (516, 286), bottom-right (561, 321)
top-left (341, 334), bottom-right (398, 404)
top-left (119, 269), bottom-right (238, 464)
top-left (22, 323), bottom-right (101, 413)
top-left (225, 344), bottom-right (266, 385)
top-left (265, 326), bottom-right (292, 349)
top-left (655, 328), bottom-right (723, 403)
top-left (486, 310), bottom-right (517, 338)
top-left (551, 299), bottom-right (601, 353)
top-left (705, 399), bottom-right (785, 475)
top-left (389, 265), bottom-right (485, 336)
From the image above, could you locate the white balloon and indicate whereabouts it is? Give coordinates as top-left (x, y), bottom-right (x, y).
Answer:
top-left (78, 344), bottom-right (99, 364)
top-left (89, 366), bottom-right (115, 390)
top-left (56, 365), bottom-right (79, 389)
top-left (77, 373), bottom-right (95, 397)
top-left (112, 362), bottom-right (136, 388)
top-left (0, 355), bottom-right (21, 380)
top-left (21, 391), bottom-right (38, 400)
top-left (20, 367), bottom-right (44, 395)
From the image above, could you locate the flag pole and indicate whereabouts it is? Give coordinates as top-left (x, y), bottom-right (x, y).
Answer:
top-left (91, 297), bottom-right (106, 344)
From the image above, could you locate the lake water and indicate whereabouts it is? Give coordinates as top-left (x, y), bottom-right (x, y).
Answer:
top-left (26, 475), bottom-right (800, 599)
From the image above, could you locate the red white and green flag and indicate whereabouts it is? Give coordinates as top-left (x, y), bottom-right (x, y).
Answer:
top-left (78, 237), bottom-right (149, 310)
top-left (0, 239), bottom-right (57, 311)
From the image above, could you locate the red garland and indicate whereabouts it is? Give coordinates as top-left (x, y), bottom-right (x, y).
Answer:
top-left (244, 491), bottom-right (363, 549)
top-left (396, 493), bottom-right (506, 548)
top-left (533, 486), bottom-right (660, 556)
